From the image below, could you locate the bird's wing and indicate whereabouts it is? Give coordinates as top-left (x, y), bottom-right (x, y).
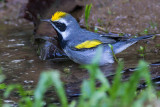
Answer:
top-left (74, 39), bottom-right (102, 49)
top-left (70, 30), bottom-right (130, 50)
top-left (99, 32), bottom-right (130, 41)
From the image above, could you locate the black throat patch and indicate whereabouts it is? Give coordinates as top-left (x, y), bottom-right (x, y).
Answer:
top-left (55, 30), bottom-right (68, 49)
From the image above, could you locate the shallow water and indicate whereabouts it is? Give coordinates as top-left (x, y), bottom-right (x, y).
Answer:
top-left (0, 21), bottom-right (160, 105)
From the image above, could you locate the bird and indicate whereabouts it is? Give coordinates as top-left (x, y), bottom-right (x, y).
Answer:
top-left (42, 11), bottom-right (153, 66)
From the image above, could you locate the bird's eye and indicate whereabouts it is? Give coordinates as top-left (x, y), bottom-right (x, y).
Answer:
top-left (53, 21), bottom-right (67, 32)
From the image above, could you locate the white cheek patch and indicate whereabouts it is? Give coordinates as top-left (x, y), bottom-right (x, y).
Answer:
top-left (51, 22), bottom-right (69, 39)
top-left (58, 18), bottom-right (70, 39)
top-left (51, 18), bottom-right (70, 40)
top-left (61, 30), bottom-right (70, 39)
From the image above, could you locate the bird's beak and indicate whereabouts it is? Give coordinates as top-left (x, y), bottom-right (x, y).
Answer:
top-left (41, 19), bottom-right (56, 29)
top-left (40, 19), bottom-right (51, 22)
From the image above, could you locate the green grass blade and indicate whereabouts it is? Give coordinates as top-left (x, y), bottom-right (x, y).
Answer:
top-left (121, 60), bottom-right (152, 106)
top-left (84, 3), bottom-right (92, 29)
top-left (96, 70), bottom-right (110, 91)
top-left (34, 71), bottom-right (68, 107)
top-left (34, 72), bottom-right (52, 107)
top-left (4, 84), bottom-right (26, 98)
top-left (50, 71), bottom-right (68, 107)
top-left (109, 61), bottom-right (123, 100)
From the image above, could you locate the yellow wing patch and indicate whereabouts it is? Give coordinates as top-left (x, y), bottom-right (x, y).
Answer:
top-left (75, 40), bottom-right (102, 49)
top-left (51, 11), bottom-right (67, 21)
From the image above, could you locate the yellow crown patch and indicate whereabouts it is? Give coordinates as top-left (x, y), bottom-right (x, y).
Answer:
top-left (51, 11), bottom-right (67, 21)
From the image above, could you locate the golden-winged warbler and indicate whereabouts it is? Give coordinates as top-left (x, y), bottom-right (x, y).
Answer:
top-left (42, 11), bottom-right (153, 66)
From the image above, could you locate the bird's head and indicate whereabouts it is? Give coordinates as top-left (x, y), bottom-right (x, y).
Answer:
top-left (42, 11), bottom-right (80, 40)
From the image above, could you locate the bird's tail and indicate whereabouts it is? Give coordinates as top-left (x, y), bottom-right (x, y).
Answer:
top-left (129, 34), bottom-right (154, 42)
top-left (113, 34), bottom-right (154, 54)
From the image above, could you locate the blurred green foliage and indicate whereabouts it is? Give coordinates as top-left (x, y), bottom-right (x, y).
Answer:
top-left (0, 48), bottom-right (157, 107)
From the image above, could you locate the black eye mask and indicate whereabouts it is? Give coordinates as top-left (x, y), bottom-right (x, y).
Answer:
top-left (53, 21), bottom-right (67, 32)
